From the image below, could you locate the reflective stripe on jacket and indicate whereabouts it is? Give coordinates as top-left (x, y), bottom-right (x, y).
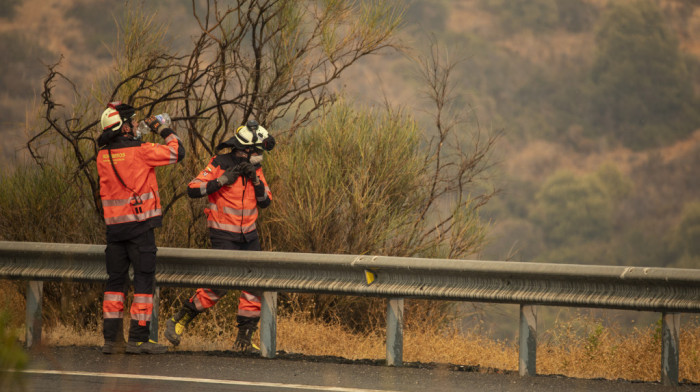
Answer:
top-left (188, 156), bottom-right (272, 235)
top-left (97, 130), bottom-right (184, 229)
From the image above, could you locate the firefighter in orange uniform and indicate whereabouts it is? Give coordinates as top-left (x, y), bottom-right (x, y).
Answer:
top-left (97, 101), bottom-right (185, 354)
top-left (164, 120), bottom-right (274, 353)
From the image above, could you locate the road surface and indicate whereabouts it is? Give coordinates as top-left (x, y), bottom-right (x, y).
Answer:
top-left (6, 346), bottom-right (699, 391)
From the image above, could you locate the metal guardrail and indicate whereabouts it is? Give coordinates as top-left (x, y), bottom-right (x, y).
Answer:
top-left (1, 240), bottom-right (699, 385)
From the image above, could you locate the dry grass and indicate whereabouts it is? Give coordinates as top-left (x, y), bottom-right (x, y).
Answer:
top-left (537, 319), bottom-right (700, 382)
top-left (6, 284), bottom-right (699, 383)
top-left (277, 316), bottom-right (384, 359)
top-left (34, 313), bottom-right (700, 383)
top-left (404, 328), bottom-right (516, 370)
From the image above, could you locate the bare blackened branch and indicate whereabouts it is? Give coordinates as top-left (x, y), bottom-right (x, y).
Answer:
top-left (29, 0), bottom-right (403, 227)
top-left (398, 38), bottom-right (500, 258)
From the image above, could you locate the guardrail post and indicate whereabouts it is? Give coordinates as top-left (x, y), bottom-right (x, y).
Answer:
top-left (661, 312), bottom-right (680, 386)
top-left (386, 297), bottom-right (404, 367)
top-left (519, 304), bottom-right (537, 376)
top-left (260, 291), bottom-right (277, 358)
top-left (149, 286), bottom-right (160, 342)
top-left (26, 281), bottom-right (43, 348)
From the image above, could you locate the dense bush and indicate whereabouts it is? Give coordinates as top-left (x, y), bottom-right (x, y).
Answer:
top-left (262, 104), bottom-right (428, 255)
top-left (589, 0), bottom-right (700, 149)
top-left (530, 170), bottom-right (613, 247)
top-left (0, 162), bottom-right (103, 243)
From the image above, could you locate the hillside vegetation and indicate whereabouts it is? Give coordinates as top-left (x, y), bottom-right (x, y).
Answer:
top-left (1, 0), bottom-right (699, 271)
top-left (0, 0), bottom-right (699, 384)
top-left (395, 0), bottom-right (700, 270)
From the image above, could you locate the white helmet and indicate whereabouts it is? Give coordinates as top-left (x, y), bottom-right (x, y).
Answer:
top-left (216, 120), bottom-right (275, 151)
top-left (100, 101), bottom-right (136, 131)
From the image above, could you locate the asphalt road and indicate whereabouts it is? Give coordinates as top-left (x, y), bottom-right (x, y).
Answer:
top-left (6, 346), bottom-right (699, 392)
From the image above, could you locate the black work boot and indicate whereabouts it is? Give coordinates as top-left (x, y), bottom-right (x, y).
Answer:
top-left (126, 340), bottom-right (168, 354)
top-left (102, 318), bottom-right (126, 354)
top-left (164, 307), bottom-right (197, 346)
top-left (102, 340), bottom-right (126, 354)
top-left (233, 316), bottom-right (260, 354)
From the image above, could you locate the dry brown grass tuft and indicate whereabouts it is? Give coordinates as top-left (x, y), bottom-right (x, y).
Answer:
top-left (0, 281), bottom-right (25, 329)
top-left (404, 327), bottom-right (516, 370)
top-left (43, 324), bottom-right (102, 347)
top-left (537, 316), bottom-right (700, 382)
top-left (277, 316), bottom-right (384, 359)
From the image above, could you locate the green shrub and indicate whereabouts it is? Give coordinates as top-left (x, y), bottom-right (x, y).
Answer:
top-left (0, 162), bottom-right (103, 243)
top-left (594, 163), bottom-right (633, 202)
top-left (589, 0), bottom-right (700, 149)
top-left (530, 170), bottom-right (613, 247)
top-left (262, 104), bottom-right (428, 255)
top-left (258, 103), bottom-right (488, 332)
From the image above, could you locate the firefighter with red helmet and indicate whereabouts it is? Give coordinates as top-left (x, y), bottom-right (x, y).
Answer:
top-left (97, 101), bottom-right (185, 354)
top-left (164, 119), bottom-right (275, 353)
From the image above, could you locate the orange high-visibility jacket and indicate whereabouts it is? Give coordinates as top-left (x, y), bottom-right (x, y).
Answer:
top-left (188, 155), bottom-right (271, 236)
top-left (97, 129), bottom-right (184, 240)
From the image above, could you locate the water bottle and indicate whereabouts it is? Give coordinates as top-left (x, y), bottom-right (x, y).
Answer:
top-left (135, 113), bottom-right (171, 137)
top-left (155, 113), bottom-right (171, 128)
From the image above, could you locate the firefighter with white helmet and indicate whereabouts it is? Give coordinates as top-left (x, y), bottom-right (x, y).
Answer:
top-left (165, 119), bottom-right (275, 353)
top-left (97, 101), bottom-right (185, 354)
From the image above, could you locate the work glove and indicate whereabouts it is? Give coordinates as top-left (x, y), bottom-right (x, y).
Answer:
top-left (239, 161), bottom-right (258, 183)
top-left (216, 165), bottom-right (242, 186)
top-left (144, 115), bottom-right (162, 133)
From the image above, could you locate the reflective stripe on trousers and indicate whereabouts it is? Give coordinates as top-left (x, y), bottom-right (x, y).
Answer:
top-left (191, 288), bottom-right (221, 311)
top-left (130, 293), bottom-right (153, 326)
top-left (238, 290), bottom-right (261, 318)
top-left (103, 291), bottom-right (125, 319)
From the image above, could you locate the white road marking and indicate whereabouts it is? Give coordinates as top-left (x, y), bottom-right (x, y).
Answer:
top-left (19, 369), bottom-right (401, 392)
